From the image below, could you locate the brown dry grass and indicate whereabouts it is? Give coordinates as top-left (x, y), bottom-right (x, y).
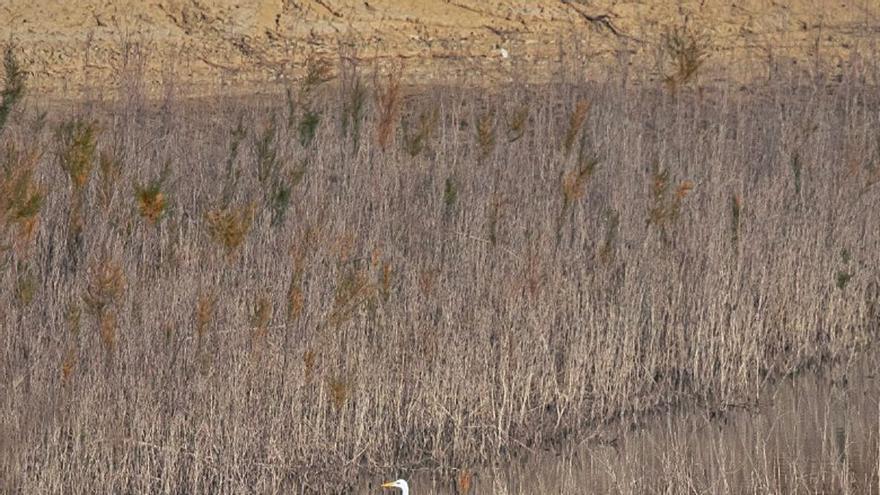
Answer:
top-left (1, 51), bottom-right (880, 493)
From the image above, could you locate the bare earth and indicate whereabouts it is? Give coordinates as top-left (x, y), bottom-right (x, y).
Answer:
top-left (2, 1), bottom-right (879, 96)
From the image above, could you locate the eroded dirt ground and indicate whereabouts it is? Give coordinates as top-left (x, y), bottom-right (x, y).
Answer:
top-left (2, 0), bottom-right (879, 96)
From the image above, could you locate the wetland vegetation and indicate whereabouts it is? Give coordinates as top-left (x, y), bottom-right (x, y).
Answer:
top-left (1, 44), bottom-right (879, 493)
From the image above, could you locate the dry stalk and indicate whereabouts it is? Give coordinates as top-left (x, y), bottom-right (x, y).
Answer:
top-left (376, 66), bottom-right (403, 151)
top-left (563, 99), bottom-right (590, 157)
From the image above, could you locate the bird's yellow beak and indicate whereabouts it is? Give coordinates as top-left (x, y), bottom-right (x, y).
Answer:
top-left (381, 481), bottom-right (395, 488)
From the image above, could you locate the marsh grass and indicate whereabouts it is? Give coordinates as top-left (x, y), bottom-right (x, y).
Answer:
top-left (660, 22), bottom-right (709, 91)
top-left (133, 161), bottom-right (170, 226)
top-left (376, 66), bottom-right (403, 151)
top-left (206, 203), bottom-right (254, 258)
top-left (403, 106), bottom-right (439, 158)
top-left (0, 44), bottom-right (26, 134)
top-left (1, 52), bottom-right (880, 493)
top-left (340, 59), bottom-right (368, 153)
top-left (390, 350), bottom-right (880, 494)
top-left (563, 99), bottom-right (590, 157)
top-left (475, 110), bottom-right (496, 163)
top-left (0, 143), bottom-right (44, 254)
top-left (506, 105), bottom-right (528, 143)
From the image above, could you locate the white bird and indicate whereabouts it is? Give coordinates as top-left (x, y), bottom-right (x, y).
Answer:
top-left (499, 47), bottom-right (509, 59)
top-left (381, 479), bottom-right (410, 495)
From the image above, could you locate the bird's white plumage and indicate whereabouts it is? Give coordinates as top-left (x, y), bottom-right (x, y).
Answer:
top-left (381, 479), bottom-right (409, 495)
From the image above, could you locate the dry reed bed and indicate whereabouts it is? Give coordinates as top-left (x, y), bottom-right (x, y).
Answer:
top-left (2, 60), bottom-right (880, 493)
top-left (392, 349), bottom-right (880, 494)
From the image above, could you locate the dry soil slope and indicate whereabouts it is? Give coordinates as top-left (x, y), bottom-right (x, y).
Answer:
top-left (2, 0), bottom-right (879, 96)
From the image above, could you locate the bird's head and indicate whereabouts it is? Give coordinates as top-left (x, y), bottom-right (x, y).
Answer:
top-left (381, 479), bottom-right (409, 493)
